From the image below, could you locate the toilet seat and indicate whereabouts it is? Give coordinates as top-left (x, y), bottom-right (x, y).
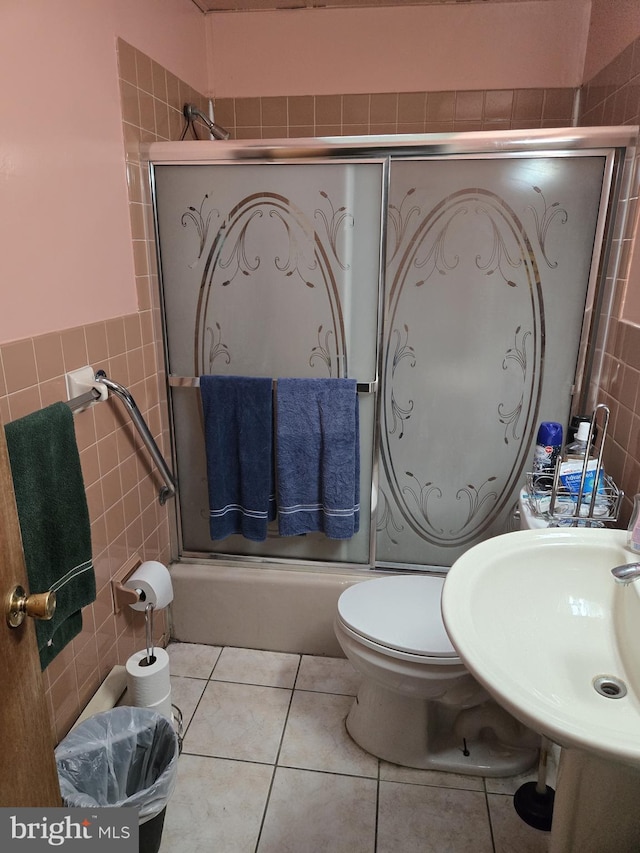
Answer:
top-left (337, 576), bottom-right (459, 661)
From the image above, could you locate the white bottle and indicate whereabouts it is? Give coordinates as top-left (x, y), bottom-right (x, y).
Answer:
top-left (559, 420), bottom-right (604, 502)
top-left (564, 421), bottom-right (592, 460)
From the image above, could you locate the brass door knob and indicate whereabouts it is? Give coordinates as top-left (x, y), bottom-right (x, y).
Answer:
top-left (6, 585), bottom-right (56, 628)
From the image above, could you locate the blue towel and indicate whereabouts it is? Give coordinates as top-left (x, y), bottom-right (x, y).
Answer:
top-left (200, 375), bottom-right (276, 542)
top-left (276, 378), bottom-right (360, 539)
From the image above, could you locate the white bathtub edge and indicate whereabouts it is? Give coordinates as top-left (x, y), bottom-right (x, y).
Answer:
top-left (169, 562), bottom-right (385, 656)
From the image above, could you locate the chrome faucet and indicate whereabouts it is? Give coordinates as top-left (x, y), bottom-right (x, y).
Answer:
top-left (611, 562), bottom-right (640, 584)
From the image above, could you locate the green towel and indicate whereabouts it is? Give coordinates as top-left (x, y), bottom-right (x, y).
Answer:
top-left (4, 402), bottom-right (96, 669)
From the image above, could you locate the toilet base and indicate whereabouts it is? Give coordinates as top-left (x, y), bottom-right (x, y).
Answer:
top-left (346, 679), bottom-right (539, 777)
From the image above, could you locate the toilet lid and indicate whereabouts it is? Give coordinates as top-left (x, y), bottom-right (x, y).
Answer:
top-left (337, 576), bottom-right (458, 658)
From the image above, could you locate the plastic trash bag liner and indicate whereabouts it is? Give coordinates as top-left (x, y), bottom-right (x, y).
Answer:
top-left (55, 706), bottom-right (179, 823)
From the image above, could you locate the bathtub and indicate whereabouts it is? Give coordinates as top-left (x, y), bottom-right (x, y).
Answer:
top-left (169, 561), bottom-right (388, 657)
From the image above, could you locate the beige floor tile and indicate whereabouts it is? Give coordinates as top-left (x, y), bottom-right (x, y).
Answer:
top-left (488, 793), bottom-right (551, 853)
top-left (377, 780), bottom-right (494, 853)
top-left (159, 646), bottom-right (536, 851)
top-left (166, 641), bottom-right (222, 678)
top-left (212, 646), bottom-right (300, 688)
top-left (182, 680), bottom-right (291, 763)
top-left (257, 767), bottom-right (377, 853)
top-left (485, 766), bottom-right (537, 796)
top-left (169, 674), bottom-right (207, 731)
top-left (485, 744), bottom-right (559, 795)
top-left (279, 690), bottom-right (378, 778)
top-left (296, 654), bottom-right (361, 695)
top-left (159, 754), bottom-right (273, 853)
top-left (379, 759), bottom-right (485, 791)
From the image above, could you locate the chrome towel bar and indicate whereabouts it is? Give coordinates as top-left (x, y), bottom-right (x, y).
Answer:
top-left (66, 388), bottom-right (103, 413)
top-left (168, 375), bottom-right (377, 394)
top-left (67, 372), bottom-right (373, 505)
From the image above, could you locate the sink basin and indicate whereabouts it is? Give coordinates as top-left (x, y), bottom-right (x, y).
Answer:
top-left (441, 528), bottom-right (640, 768)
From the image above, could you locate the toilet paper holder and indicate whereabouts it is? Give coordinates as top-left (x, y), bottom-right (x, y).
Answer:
top-left (112, 560), bottom-right (157, 663)
top-left (111, 556), bottom-right (145, 614)
top-left (113, 582), bottom-right (144, 612)
top-left (111, 555), bottom-right (173, 615)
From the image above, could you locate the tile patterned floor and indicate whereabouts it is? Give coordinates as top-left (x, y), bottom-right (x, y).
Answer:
top-left (159, 642), bottom-right (552, 853)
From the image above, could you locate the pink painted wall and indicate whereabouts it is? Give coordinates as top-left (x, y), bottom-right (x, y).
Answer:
top-left (206, 1), bottom-right (591, 98)
top-left (584, 0), bottom-right (640, 81)
top-left (0, 0), bottom-right (207, 344)
top-left (4, 0), bottom-right (638, 341)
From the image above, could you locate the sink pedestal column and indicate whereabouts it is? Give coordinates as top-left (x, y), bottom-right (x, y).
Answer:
top-left (550, 748), bottom-right (640, 852)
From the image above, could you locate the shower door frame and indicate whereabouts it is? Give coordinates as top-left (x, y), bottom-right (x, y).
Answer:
top-left (147, 126), bottom-right (637, 572)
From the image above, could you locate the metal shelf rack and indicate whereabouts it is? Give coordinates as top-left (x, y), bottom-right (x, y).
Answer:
top-left (524, 404), bottom-right (623, 527)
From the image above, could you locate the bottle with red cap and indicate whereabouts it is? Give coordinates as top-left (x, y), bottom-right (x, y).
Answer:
top-left (532, 421), bottom-right (563, 477)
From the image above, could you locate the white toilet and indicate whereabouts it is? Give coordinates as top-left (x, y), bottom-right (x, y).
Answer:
top-left (334, 574), bottom-right (539, 776)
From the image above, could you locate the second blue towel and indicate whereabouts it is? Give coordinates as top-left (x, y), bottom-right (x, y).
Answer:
top-left (276, 378), bottom-right (360, 539)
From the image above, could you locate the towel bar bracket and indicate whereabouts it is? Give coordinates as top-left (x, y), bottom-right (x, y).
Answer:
top-left (94, 370), bottom-right (177, 506)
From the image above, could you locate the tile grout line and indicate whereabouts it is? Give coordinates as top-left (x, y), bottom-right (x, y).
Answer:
top-left (252, 653), bottom-right (303, 853)
top-left (483, 777), bottom-right (498, 853)
top-left (374, 749), bottom-right (381, 853)
top-left (169, 644), bottom-right (224, 744)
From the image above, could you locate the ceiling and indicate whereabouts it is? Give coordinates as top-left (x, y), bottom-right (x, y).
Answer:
top-left (194, 0), bottom-right (555, 12)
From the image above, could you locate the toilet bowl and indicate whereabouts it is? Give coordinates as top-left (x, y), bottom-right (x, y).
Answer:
top-left (334, 575), bottom-right (539, 776)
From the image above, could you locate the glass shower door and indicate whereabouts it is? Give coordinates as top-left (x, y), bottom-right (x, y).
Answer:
top-left (153, 161), bottom-right (384, 563)
top-left (376, 154), bottom-right (609, 569)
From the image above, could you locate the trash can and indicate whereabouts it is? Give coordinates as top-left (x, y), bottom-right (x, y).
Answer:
top-left (55, 706), bottom-right (179, 853)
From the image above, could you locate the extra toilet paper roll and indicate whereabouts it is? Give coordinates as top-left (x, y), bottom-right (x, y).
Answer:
top-left (126, 647), bottom-right (172, 718)
top-left (147, 692), bottom-right (172, 720)
top-left (125, 560), bottom-right (173, 611)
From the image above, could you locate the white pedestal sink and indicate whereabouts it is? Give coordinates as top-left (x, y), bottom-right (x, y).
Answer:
top-left (442, 528), bottom-right (640, 852)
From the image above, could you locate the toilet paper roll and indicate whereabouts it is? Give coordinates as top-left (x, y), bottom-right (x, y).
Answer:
top-left (125, 560), bottom-right (173, 611)
top-left (126, 647), bottom-right (171, 712)
top-left (147, 692), bottom-right (173, 720)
